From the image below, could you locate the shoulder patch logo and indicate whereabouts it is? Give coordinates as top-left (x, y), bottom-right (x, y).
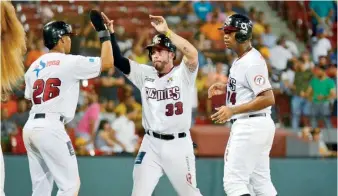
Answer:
top-left (254, 75), bottom-right (266, 85)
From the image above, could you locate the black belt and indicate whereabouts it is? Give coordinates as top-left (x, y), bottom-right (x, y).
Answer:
top-left (146, 130), bottom-right (186, 140)
top-left (230, 113), bottom-right (266, 124)
top-left (34, 113), bottom-right (64, 123)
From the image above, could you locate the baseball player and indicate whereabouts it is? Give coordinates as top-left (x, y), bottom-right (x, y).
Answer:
top-left (23, 11), bottom-right (113, 196)
top-left (1, 2), bottom-right (27, 195)
top-left (101, 13), bottom-right (202, 196)
top-left (208, 14), bottom-right (277, 196)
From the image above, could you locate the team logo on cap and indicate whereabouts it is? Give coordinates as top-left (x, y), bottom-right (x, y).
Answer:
top-left (224, 16), bottom-right (231, 26)
top-left (153, 36), bottom-right (161, 44)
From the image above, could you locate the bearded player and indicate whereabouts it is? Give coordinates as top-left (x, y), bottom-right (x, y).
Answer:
top-left (101, 13), bottom-right (202, 196)
top-left (209, 14), bottom-right (278, 196)
top-left (1, 2), bottom-right (27, 195)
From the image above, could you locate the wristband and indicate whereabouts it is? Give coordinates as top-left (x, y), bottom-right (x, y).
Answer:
top-left (98, 30), bottom-right (110, 43)
top-left (165, 29), bottom-right (172, 38)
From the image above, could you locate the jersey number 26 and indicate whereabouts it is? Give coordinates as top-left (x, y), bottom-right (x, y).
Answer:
top-left (33, 78), bottom-right (61, 104)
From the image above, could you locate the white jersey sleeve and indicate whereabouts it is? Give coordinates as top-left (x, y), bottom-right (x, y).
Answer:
top-left (24, 74), bottom-right (31, 100)
top-left (245, 64), bottom-right (272, 96)
top-left (178, 60), bottom-right (199, 86)
top-left (69, 55), bottom-right (102, 80)
top-left (127, 59), bottom-right (154, 89)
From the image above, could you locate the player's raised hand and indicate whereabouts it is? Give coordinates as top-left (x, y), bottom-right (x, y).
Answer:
top-left (101, 12), bottom-right (114, 33)
top-left (149, 15), bottom-right (169, 34)
top-left (208, 83), bottom-right (227, 98)
top-left (211, 105), bottom-right (233, 124)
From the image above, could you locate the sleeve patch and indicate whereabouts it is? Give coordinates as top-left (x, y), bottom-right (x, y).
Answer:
top-left (254, 75), bottom-right (266, 86)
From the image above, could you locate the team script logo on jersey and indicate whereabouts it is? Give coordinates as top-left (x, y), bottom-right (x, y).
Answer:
top-left (145, 86), bottom-right (180, 101)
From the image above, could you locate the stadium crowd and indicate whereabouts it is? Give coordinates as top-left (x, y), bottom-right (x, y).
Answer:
top-left (1, 1), bottom-right (337, 156)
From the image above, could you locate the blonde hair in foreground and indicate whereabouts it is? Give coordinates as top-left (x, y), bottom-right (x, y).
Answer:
top-left (1, 1), bottom-right (26, 99)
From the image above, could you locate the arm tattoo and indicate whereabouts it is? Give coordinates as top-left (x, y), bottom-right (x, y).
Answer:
top-left (184, 58), bottom-right (198, 72)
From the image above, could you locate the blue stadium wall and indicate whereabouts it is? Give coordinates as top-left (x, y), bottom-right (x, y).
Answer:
top-left (4, 156), bottom-right (337, 196)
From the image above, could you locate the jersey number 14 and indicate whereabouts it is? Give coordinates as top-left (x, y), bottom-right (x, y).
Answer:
top-left (33, 78), bottom-right (61, 104)
top-left (227, 91), bottom-right (237, 105)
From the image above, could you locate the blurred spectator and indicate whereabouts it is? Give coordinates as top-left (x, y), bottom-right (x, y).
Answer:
top-left (300, 51), bottom-right (315, 70)
top-left (80, 13), bottom-right (100, 56)
top-left (200, 13), bottom-right (223, 41)
top-left (300, 127), bottom-right (337, 157)
top-left (307, 65), bottom-right (336, 129)
top-left (111, 108), bottom-right (139, 154)
top-left (312, 27), bottom-right (332, 64)
top-left (328, 49), bottom-right (337, 66)
top-left (75, 92), bottom-right (100, 151)
top-left (224, 2), bottom-right (236, 17)
top-left (99, 68), bottom-right (125, 103)
top-left (269, 37), bottom-right (293, 71)
top-left (1, 97), bottom-right (18, 117)
top-left (252, 11), bottom-right (266, 37)
top-left (261, 24), bottom-right (277, 48)
top-left (255, 35), bottom-right (270, 59)
top-left (24, 39), bottom-right (46, 67)
top-left (1, 108), bottom-right (18, 152)
top-left (114, 95), bottom-right (142, 131)
top-left (9, 99), bottom-right (29, 128)
top-left (206, 7), bottom-right (226, 23)
top-left (206, 62), bottom-right (228, 87)
top-left (99, 99), bottom-right (117, 124)
top-left (95, 119), bottom-right (126, 155)
top-left (164, 2), bottom-right (187, 26)
top-left (185, 3), bottom-right (199, 24)
top-left (40, 5), bottom-right (54, 24)
top-left (193, 1), bottom-right (213, 22)
top-left (291, 59), bottom-right (313, 131)
top-left (309, 1), bottom-right (335, 35)
top-left (115, 26), bottom-right (133, 57)
top-left (192, 33), bottom-right (208, 69)
top-left (280, 62), bottom-right (296, 95)
top-left (283, 37), bottom-right (299, 57)
top-left (248, 7), bottom-right (257, 22)
top-left (128, 29), bottom-right (150, 64)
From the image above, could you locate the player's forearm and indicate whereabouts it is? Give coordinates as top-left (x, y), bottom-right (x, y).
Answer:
top-left (110, 33), bottom-right (131, 75)
top-left (230, 90), bottom-right (275, 115)
top-left (166, 29), bottom-right (198, 68)
top-left (101, 40), bottom-right (114, 71)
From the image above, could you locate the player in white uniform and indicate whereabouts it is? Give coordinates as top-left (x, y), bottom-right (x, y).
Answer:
top-left (208, 14), bottom-right (278, 196)
top-left (101, 13), bottom-right (202, 196)
top-left (23, 11), bottom-right (113, 196)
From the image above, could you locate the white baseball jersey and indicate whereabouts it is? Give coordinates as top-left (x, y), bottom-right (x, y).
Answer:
top-left (226, 48), bottom-right (272, 120)
top-left (24, 53), bottom-right (101, 123)
top-left (127, 59), bottom-right (198, 133)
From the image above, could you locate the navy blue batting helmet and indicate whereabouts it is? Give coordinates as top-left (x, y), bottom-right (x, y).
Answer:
top-left (145, 34), bottom-right (176, 60)
top-left (43, 21), bottom-right (74, 49)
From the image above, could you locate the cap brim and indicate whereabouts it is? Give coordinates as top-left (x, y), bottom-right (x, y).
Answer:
top-left (145, 44), bottom-right (170, 51)
top-left (218, 26), bottom-right (238, 31)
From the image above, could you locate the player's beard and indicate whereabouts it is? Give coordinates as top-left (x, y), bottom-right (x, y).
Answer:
top-left (153, 54), bottom-right (169, 73)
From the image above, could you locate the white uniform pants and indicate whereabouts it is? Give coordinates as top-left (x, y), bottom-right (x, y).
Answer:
top-left (132, 132), bottom-right (202, 196)
top-left (224, 115), bottom-right (277, 196)
top-left (23, 115), bottom-right (80, 196)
